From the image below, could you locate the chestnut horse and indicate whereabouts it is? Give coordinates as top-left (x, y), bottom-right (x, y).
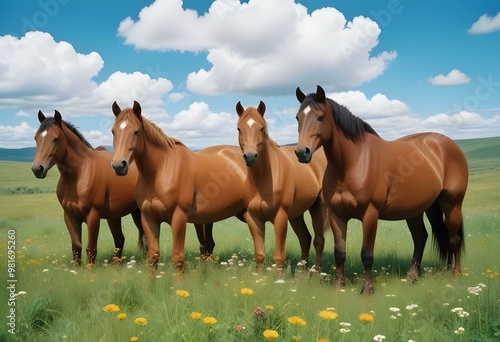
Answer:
top-left (236, 101), bottom-right (330, 273)
top-left (31, 110), bottom-right (145, 266)
top-left (294, 86), bottom-right (469, 293)
top-left (110, 101), bottom-right (247, 278)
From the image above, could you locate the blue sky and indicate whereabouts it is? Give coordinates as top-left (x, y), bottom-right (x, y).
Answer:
top-left (0, 0), bottom-right (499, 149)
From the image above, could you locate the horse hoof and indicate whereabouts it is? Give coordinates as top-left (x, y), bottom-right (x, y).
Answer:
top-left (86, 263), bottom-right (94, 269)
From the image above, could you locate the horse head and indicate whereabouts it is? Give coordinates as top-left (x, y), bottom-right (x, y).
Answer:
top-left (111, 101), bottom-right (143, 176)
top-left (236, 101), bottom-right (267, 166)
top-left (294, 85), bottom-right (331, 163)
top-left (31, 110), bottom-right (66, 178)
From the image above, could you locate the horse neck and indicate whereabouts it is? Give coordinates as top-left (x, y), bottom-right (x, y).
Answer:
top-left (57, 125), bottom-right (92, 175)
top-left (246, 137), bottom-right (276, 183)
top-left (324, 117), bottom-right (365, 177)
top-left (135, 120), bottom-right (187, 178)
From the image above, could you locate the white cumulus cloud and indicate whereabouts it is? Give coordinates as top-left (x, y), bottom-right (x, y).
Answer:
top-left (428, 69), bottom-right (471, 86)
top-left (468, 12), bottom-right (500, 34)
top-left (118, 0), bottom-right (396, 95)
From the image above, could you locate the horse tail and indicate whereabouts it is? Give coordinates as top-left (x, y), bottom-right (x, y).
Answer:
top-left (426, 200), bottom-right (449, 263)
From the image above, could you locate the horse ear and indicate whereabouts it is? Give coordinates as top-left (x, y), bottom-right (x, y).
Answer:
top-left (38, 110), bottom-right (46, 123)
top-left (257, 101), bottom-right (266, 116)
top-left (316, 85), bottom-right (326, 102)
top-left (133, 101), bottom-right (142, 118)
top-left (236, 101), bottom-right (244, 117)
top-left (296, 87), bottom-right (306, 103)
top-left (112, 101), bottom-right (121, 117)
top-left (54, 110), bottom-right (63, 127)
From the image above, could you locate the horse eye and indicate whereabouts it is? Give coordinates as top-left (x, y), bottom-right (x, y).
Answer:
top-left (133, 130), bottom-right (139, 136)
top-left (318, 115), bottom-right (324, 122)
top-left (260, 127), bottom-right (264, 132)
top-left (53, 137), bottom-right (59, 143)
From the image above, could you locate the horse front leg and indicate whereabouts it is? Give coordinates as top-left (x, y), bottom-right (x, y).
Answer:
top-left (289, 214), bottom-right (311, 271)
top-left (360, 205), bottom-right (379, 294)
top-left (170, 207), bottom-right (188, 278)
top-left (85, 209), bottom-right (101, 267)
top-left (64, 211), bottom-right (83, 266)
top-left (142, 214), bottom-right (161, 280)
top-left (106, 218), bottom-right (125, 262)
top-left (273, 208), bottom-right (289, 274)
top-left (244, 211), bottom-right (266, 271)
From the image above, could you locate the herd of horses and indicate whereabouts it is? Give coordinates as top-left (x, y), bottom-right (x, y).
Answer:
top-left (30, 85), bottom-right (469, 293)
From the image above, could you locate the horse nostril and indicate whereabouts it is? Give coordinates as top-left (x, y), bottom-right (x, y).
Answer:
top-left (304, 147), bottom-right (311, 155)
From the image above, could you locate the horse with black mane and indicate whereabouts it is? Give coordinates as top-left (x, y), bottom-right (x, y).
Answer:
top-left (294, 85), bottom-right (468, 293)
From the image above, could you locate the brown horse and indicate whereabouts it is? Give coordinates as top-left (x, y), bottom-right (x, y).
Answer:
top-left (31, 110), bottom-right (145, 266)
top-left (236, 101), bottom-right (331, 273)
top-left (110, 101), bottom-right (247, 278)
top-left (294, 85), bottom-right (469, 293)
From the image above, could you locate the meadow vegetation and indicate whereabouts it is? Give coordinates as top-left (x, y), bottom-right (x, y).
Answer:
top-left (0, 137), bottom-right (499, 341)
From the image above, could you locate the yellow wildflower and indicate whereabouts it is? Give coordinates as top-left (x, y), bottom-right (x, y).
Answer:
top-left (359, 313), bottom-right (374, 323)
top-left (288, 316), bottom-right (307, 326)
top-left (240, 287), bottom-right (254, 295)
top-left (134, 317), bottom-right (147, 325)
top-left (265, 305), bottom-right (275, 311)
top-left (117, 313), bottom-right (127, 320)
top-left (203, 316), bottom-right (217, 325)
top-left (103, 304), bottom-right (120, 313)
top-left (263, 329), bottom-right (279, 339)
top-left (130, 337), bottom-right (138, 342)
top-left (319, 339), bottom-right (329, 342)
top-left (190, 311), bottom-right (202, 320)
top-left (319, 310), bottom-right (338, 320)
top-left (176, 289), bottom-right (190, 298)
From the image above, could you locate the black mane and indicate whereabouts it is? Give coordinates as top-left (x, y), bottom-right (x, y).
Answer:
top-left (301, 94), bottom-right (379, 141)
top-left (38, 118), bottom-right (93, 149)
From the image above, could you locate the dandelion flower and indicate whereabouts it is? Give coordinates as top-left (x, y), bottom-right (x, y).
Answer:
top-left (117, 313), bottom-right (127, 320)
top-left (134, 317), bottom-right (147, 325)
top-left (203, 316), bottom-right (217, 325)
top-left (176, 289), bottom-right (190, 298)
top-left (288, 316), bottom-right (307, 326)
top-left (265, 305), bottom-right (274, 311)
top-left (130, 337), bottom-right (138, 342)
top-left (319, 310), bottom-right (338, 320)
top-left (103, 304), bottom-right (120, 313)
top-left (263, 329), bottom-right (279, 339)
top-left (240, 287), bottom-right (254, 295)
top-left (319, 339), bottom-right (329, 342)
top-left (359, 313), bottom-right (374, 323)
top-left (190, 311), bottom-right (202, 320)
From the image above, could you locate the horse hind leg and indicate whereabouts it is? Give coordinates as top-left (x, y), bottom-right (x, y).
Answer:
top-left (131, 208), bottom-right (147, 254)
top-left (307, 197), bottom-right (328, 273)
top-left (195, 223), bottom-right (215, 258)
top-left (442, 202), bottom-right (465, 275)
top-left (107, 218), bottom-right (125, 263)
top-left (405, 214), bottom-right (428, 282)
top-left (289, 214), bottom-right (312, 271)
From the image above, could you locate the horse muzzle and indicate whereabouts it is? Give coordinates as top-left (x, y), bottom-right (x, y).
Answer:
top-left (294, 146), bottom-right (312, 164)
top-left (243, 152), bottom-right (258, 167)
top-left (111, 159), bottom-right (129, 176)
top-left (31, 164), bottom-right (48, 178)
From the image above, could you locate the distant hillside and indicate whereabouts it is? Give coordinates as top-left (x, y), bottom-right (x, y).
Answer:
top-left (0, 146), bottom-right (114, 162)
top-left (0, 147), bottom-right (37, 162)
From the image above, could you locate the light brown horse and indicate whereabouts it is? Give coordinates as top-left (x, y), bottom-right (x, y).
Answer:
top-left (236, 101), bottom-right (331, 273)
top-left (110, 101), bottom-right (247, 278)
top-left (31, 110), bottom-right (145, 266)
top-left (294, 86), bottom-right (469, 293)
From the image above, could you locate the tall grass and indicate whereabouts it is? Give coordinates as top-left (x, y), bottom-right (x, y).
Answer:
top-left (1, 137), bottom-right (500, 341)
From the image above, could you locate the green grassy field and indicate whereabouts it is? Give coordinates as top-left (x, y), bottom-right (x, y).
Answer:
top-left (1, 137), bottom-right (499, 341)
